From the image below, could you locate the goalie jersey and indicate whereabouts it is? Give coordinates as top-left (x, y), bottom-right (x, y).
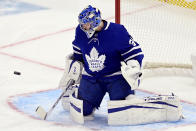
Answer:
top-left (72, 20), bottom-right (144, 79)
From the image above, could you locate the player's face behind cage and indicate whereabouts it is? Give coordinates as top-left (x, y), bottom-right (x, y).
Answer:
top-left (81, 23), bottom-right (91, 31)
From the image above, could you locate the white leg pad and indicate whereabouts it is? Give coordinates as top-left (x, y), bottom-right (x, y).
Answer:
top-left (61, 95), bottom-right (70, 111)
top-left (108, 94), bottom-right (183, 125)
top-left (69, 93), bottom-right (84, 124)
top-left (61, 87), bottom-right (79, 111)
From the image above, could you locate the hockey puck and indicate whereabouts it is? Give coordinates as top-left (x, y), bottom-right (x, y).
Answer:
top-left (14, 71), bottom-right (21, 75)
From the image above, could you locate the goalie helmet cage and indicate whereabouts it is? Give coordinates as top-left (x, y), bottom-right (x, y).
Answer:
top-left (115, 0), bottom-right (196, 77)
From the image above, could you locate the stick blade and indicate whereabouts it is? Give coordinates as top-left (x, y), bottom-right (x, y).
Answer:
top-left (35, 106), bottom-right (47, 120)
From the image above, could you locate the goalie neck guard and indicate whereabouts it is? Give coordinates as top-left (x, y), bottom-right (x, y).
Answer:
top-left (78, 5), bottom-right (102, 38)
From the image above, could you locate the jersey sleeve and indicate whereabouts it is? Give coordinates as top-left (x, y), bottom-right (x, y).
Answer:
top-left (72, 26), bottom-right (84, 62)
top-left (118, 25), bottom-right (144, 67)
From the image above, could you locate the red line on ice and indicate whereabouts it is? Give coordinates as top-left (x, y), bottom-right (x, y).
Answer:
top-left (0, 52), bottom-right (64, 71)
top-left (0, 27), bottom-right (75, 49)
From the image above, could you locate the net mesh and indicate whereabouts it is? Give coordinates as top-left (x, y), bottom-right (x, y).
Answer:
top-left (120, 0), bottom-right (196, 71)
top-left (159, 0), bottom-right (196, 10)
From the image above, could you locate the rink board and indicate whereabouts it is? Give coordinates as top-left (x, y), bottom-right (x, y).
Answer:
top-left (8, 89), bottom-right (196, 131)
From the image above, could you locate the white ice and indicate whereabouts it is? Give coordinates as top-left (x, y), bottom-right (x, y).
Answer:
top-left (0, 0), bottom-right (196, 131)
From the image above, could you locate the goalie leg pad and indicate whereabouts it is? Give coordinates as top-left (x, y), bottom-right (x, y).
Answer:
top-left (61, 85), bottom-right (79, 111)
top-left (69, 93), bottom-right (84, 124)
top-left (108, 95), bottom-right (183, 125)
top-left (61, 95), bottom-right (70, 111)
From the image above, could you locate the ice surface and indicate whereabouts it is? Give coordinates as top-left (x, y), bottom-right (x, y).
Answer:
top-left (0, 0), bottom-right (196, 131)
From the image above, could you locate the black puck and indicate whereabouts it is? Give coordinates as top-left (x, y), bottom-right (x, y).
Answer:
top-left (14, 71), bottom-right (21, 75)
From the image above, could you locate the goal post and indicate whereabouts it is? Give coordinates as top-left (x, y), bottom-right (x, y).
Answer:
top-left (115, 0), bottom-right (196, 77)
top-left (115, 0), bottom-right (120, 24)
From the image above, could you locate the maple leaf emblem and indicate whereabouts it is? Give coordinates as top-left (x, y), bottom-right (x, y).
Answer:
top-left (85, 47), bottom-right (106, 72)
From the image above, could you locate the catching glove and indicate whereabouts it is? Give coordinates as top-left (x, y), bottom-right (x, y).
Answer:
top-left (121, 60), bottom-right (142, 90)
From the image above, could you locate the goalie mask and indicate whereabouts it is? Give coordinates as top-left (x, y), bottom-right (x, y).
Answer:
top-left (78, 5), bottom-right (102, 38)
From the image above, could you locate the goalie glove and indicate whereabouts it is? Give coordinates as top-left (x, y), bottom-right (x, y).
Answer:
top-left (121, 60), bottom-right (142, 90)
top-left (58, 54), bottom-right (83, 93)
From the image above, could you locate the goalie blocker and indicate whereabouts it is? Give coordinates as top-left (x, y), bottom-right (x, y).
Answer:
top-left (108, 94), bottom-right (183, 125)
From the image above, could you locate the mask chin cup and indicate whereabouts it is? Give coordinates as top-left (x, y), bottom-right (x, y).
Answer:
top-left (80, 26), bottom-right (95, 38)
top-left (86, 29), bottom-right (95, 38)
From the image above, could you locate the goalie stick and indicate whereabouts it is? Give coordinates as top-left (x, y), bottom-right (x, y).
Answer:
top-left (35, 79), bottom-right (75, 120)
